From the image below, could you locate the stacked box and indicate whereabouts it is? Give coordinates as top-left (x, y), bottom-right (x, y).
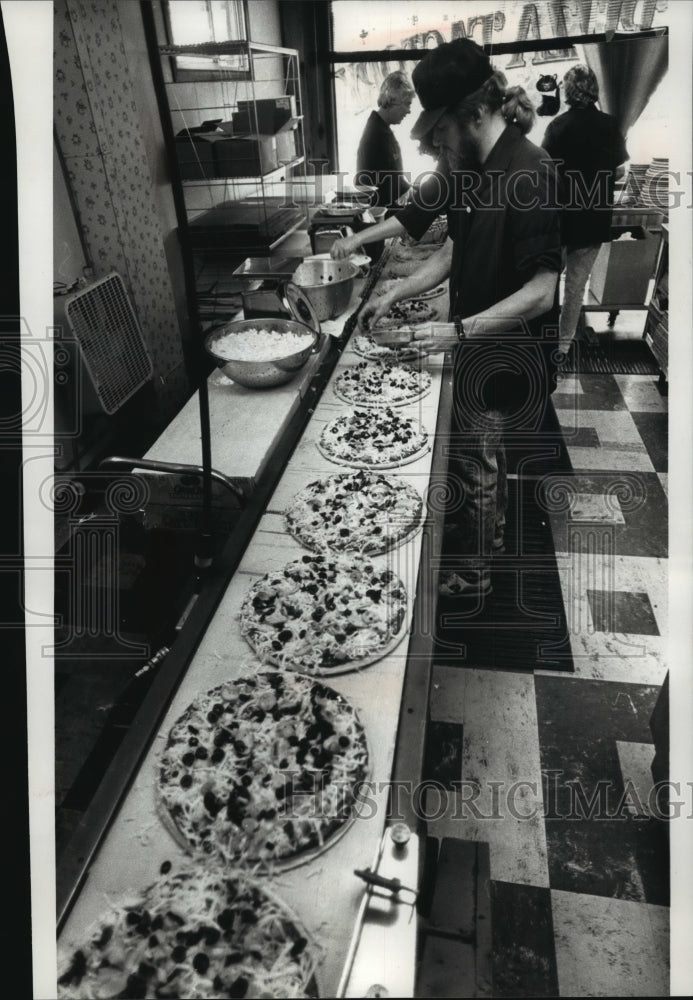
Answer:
top-left (233, 96), bottom-right (296, 134)
top-left (589, 226), bottom-right (661, 304)
top-left (213, 135), bottom-right (278, 177)
top-left (174, 135), bottom-right (216, 180)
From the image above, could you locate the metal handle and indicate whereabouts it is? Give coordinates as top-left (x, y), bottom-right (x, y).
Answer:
top-left (98, 456), bottom-right (247, 504)
top-left (353, 868), bottom-right (402, 894)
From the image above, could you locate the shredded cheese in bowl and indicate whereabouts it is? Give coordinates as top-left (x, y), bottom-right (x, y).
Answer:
top-left (213, 329), bottom-right (314, 362)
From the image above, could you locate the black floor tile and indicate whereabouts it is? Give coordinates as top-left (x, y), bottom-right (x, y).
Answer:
top-left (563, 426), bottom-right (601, 447)
top-left (490, 881), bottom-right (559, 997)
top-left (548, 471), bottom-right (667, 559)
top-left (587, 588), bottom-right (660, 635)
top-left (631, 411), bottom-right (668, 472)
top-left (423, 721), bottom-right (464, 789)
top-left (535, 676), bottom-right (660, 820)
top-left (535, 676), bottom-right (666, 903)
top-left (545, 816), bottom-right (669, 905)
top-left (552, 372), bottom-right (627, 411)
top-left (535, 676), bottom-right (660, 750)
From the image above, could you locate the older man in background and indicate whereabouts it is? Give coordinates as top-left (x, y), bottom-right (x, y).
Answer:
top-left (355, 70), bottom-right (415, 209)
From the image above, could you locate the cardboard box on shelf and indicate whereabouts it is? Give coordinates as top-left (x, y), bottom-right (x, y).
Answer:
top-left (213, 135), bottom-right (279, 178)
top-left (589, 226), bottom-right (661, 305)
top-left (233, 96), bottom-right (297, 134)
top-left (174, 134), bottom-right (216, 180)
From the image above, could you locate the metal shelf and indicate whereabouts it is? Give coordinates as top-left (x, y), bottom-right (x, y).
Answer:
top-left (159, 39), bottom-right (301, 58)
top-left (181, 155), bottom-right (305, 185)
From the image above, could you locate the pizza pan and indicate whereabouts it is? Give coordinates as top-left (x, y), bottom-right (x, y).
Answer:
top-left (316, 435), bottom-right (431, 470)
top-left (242, 602), bottom-right (412, 680)
top-left (283, 473), bottom-right (426, 557)
top-left (156, 673), bottom-right (373, 880)
top-left (349, 332), bottom-right (424, 364)
top-left (366, 327), bottom-right (414, 347)
top-left (332, 381), bottom-right (432, 408)
top-left (57, 861), bottom-right (322, 999)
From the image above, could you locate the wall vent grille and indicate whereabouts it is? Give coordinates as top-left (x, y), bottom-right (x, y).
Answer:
top-left (64, 272), bottom-right (153, 415)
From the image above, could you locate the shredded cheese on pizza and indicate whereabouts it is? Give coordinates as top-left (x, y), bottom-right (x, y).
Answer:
top-left (240, 555), bottom-right (408, 675)
top-left (285, 470), bottom-right (423, 556)
top-left (319, 407), bottom-right (428, 468)
top-left (372, 298), bottom-right (438, 331)
top-left (333, 361), bottom-right (431, 408)
top-left (158, 673), bottom-right (369, 867)
top-left (57, 865), bottom-right (317, 999)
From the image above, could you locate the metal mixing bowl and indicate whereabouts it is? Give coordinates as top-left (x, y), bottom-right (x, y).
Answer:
top-left (204, 318), bottom-right (319, 389)
top-left (291, 258), bottom-right (360, 321)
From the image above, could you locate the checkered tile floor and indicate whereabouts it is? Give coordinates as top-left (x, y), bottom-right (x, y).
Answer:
top-left (420, 355), bottom-right (670, 996)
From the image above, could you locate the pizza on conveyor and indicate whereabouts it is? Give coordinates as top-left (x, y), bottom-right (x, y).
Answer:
top-left (318, 407), bottom-right (429, 468)
top-left (333, 360), bottom-right (431, 407)
top-left (370, 297), bottom-right (438, 331)
top-left (57, 863), bottom-right (318, 999)
top-left (158, 672), bottom-right (369, 867)
top-left (389, 242), bottom-right (439, 263)
top-left (285, 470), bottom-right (424, 556)
top-left (351, 332), bottom-right (422, 364)
top-left (240, 554), bottom-right (408, 675)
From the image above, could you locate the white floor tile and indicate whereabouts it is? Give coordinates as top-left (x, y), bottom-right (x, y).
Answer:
top-left (554, 374), bottom-right (584, 395)
top-left (564, 447), bottom-right (655, 473)
top-left (616, 741), bottom-right (657, 816)
top-left (569, 492), bottom-right (626, 524)
top-left (613, 374), bottom-right (668, 413)
top-left (556, 409), bottom-right (645, 445)
top-left (426, 670), bottom-right (549, 887)
top-left (552, 890), bottom-right (669, 997)
top-left (544, 554), bottom-right (668, 684)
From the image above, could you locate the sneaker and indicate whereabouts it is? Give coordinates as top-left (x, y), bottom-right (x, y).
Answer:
top-left (438, 572), bottom-right (492, 598)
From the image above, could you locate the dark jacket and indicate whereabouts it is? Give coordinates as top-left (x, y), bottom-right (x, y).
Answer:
top-left (400, 126), bottom-right (563, 402)
top-left (541, 105), bottom-right (628, 248)
top-left (355, 110), bottom-right (410, 208)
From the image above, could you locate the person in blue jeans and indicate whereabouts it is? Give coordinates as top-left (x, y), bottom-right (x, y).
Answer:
top-left (360, 39), bottom-right (562, 599)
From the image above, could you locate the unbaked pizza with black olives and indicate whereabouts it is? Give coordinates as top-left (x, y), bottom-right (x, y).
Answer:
top-left (351, 332), bottom-right (422, 364)
top-left (158, 672), bottom-right (369, 868)
top-left (285, 470), bottom-right (424, 555)
top-left (57, 863), bottom-right (318, 999)
top-left (333, 360), bottom-right (431, 407)
top-left (240, 554), bottom-right (408, 675)
top-left (318, 407), bottom-right (429, 468)
top-left (371, 296), bottom-right (438, 331)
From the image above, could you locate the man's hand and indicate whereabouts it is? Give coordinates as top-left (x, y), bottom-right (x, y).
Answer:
top-left (411, 322), bottom-right (458, 353)
top-left (330, 235), bottom-right (362, 260)
top-left (358, 290), bottom-right (398, 332)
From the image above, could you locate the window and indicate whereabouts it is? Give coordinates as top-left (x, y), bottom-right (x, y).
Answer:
top-left (329, 1), bottom-right (669, 185)
top-left (164, 0), bottom-right (250, 80)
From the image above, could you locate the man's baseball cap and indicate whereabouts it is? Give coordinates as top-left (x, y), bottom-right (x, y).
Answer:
top-left (410, 38), bottom-right (494, 140)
